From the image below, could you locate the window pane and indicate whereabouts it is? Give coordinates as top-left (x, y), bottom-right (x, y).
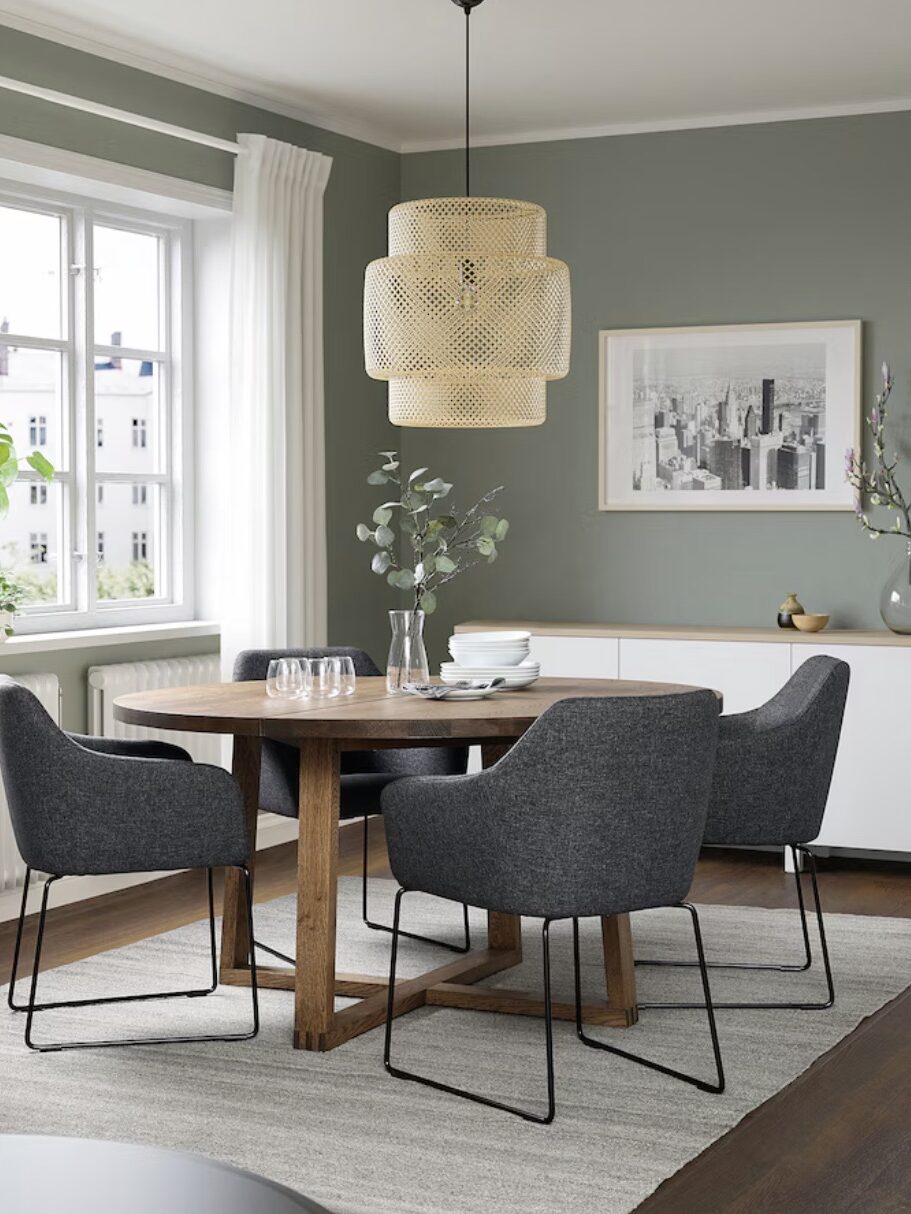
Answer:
top-left (0, 204), bottom-right (63, 339)
top-left (2, 480), bottom-right (66, 606)
top-left (94, 359), bottom-right (161, 474)
top-left (93, 225), bottom-right (161, 351)
top-left (0, 346), bottom-right (65, 468)
top-left (95, 480), bottom-right (159, 602)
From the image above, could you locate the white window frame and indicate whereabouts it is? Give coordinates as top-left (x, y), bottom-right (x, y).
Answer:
top-left (0, 177), bottom-right (194, 632)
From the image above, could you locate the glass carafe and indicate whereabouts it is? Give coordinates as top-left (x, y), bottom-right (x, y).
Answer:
top-left (386, 609), bottom-right (429, 694)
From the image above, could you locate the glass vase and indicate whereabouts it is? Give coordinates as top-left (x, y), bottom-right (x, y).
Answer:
top-left (880, 542), bottom-right (911, 634)
top-left (386, 609), bottom-right (429, 694)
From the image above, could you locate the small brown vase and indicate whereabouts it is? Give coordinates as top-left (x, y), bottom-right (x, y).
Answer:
top-left (777, 592), bottom-right (805, 630)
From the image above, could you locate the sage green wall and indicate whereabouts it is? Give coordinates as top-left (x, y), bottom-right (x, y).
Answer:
top-left (0, 24), bottom-right (399, 664)
top-left (401, 114), bottom-right (911, 661)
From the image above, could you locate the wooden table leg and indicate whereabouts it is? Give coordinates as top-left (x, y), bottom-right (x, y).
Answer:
top-left (220, 734), bottom-right (262, 979)
top-left (294, 737), bottom-right (340, 1050)
top-left (602, 913), bottom-right (638, 1026)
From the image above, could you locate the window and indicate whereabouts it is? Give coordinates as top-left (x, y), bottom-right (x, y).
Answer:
top-left (0, 181), bottom-right (193, 629)
top-left (29, 415), bottom-right (47, 446)
top-left (29, 532), bottom-right (48, 564)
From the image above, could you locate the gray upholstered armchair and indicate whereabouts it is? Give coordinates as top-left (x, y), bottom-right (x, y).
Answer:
top-left (640, 654), bottom-right (850, 1011)
top-left (233, 646), bottom-right (471, 957)
top-left (0, 676), bottom-right (258, 1052)
top-left (380, 690), bottom-right (724, 1124)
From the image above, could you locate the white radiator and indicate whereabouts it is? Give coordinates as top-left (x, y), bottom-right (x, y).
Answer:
top-left (0, 673), bottom-right (61, 894)
top-left (88, 655), bottom-right (224, 768)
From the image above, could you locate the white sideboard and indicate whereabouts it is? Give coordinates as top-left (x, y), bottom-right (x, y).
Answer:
top-left (456, 621), bottom-right (911, 857)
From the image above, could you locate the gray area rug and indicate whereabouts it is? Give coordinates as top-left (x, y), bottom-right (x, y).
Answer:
top-left (2, 878), bottom-right (910, 1214)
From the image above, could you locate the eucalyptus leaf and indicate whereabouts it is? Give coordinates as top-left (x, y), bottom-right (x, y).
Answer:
top-left (367, 470), bottom-right (388, 485)
top-left (27, 451), bottom-right (54, 482)
top-left (421, 554), bottom-right (436, 574)
top-left (408, 467), bottom-right (429, 484)
top-left (378, 450), bottom-right (398, 459)
top-left (477, 536), bottom-right (495, 556)
top-left (480, 515), bottom-right (499, 537)
top-left (435, 554), bottom-right (456, 574)
top-left (0, 457), bottom-right (18, 487)
top-left (390, 568), bottom-right (416, 591)
top-left (356, 523), bottom-right (371, 541)
top-left (372, 506), bottom-right (393, 526)
top-left (421, 590), bottom-right (437, 614)
top-left (422, 477), bottom-right (452, 498)
top-left (371, 550), bottom-right (392, 574)
top-left (487, 549), bottom-right (498, 564)
top-left (494, 518), bottom-right (510, 541)
top-left (374, 524), bottom-right (395, 547)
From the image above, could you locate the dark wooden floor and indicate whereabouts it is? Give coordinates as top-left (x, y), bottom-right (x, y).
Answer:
top-left (3, 826), bottom-right (910, 1213)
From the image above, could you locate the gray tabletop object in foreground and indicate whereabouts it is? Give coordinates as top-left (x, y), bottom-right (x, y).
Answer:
top-left (0, 1136), bottom-right (332, 1213)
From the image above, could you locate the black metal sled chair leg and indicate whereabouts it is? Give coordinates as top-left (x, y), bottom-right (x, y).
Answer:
top-left (384, 888), bottom-right (556, 1124)
top-left (17, 866), bottom-right (259, 1052)
top-left (574, 906), bottom-right (725, 1095)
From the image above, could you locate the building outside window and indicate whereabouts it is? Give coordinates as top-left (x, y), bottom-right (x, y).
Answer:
top-left (0, 181), bottom-right (193, 629)
top-left (28, 414), bottom-right (47, 446)
top-left (29, 532), bottom-right (48, 564)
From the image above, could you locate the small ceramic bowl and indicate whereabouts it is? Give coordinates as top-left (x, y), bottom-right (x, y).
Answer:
top-left (792, 613), bottom-right (830, 633)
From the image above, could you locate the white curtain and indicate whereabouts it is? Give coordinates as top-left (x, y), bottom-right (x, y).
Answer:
top-left (221, 133), bottom-right (333, 679)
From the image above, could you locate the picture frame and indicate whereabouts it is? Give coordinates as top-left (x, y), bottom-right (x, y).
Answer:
top-left (598, 320), bottom-right (862, 512)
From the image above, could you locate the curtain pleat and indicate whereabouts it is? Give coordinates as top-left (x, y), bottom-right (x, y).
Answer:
top-left (222, 134), bottom-right (332, 679)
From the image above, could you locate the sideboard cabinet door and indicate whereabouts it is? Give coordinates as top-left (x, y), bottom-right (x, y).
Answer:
top-left (528, 635), bottom-right (619, 679)
top-left (618, 639), bottom-right (792, 715)
top-left (792, 644), bottom-right (911, 852)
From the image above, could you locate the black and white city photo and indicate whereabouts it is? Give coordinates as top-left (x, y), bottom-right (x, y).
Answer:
top-left (599, 321), bottom-right (860, 511)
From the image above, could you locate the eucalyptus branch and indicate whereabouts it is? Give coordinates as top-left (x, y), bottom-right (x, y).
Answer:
top-left (356, 452), bottom-right (509, 614)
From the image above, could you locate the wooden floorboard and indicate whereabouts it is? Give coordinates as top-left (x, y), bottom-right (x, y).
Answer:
top-left (2, 827), bottom-right (910, 1212)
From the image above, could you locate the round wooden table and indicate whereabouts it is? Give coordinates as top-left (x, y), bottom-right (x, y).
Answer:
top-left (115, 675), bottom-right (709, 1052)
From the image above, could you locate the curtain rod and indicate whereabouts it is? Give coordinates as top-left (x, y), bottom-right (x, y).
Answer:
top-left (0, 74), bottom-right (241, 155)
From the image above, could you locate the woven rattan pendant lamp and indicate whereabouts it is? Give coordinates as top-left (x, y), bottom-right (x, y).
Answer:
top-left (363, 0), bottom-right (571, 427)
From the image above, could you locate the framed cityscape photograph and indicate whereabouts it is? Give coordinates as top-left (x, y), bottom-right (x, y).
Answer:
top-left (598, 320), bottom-right (861, 511)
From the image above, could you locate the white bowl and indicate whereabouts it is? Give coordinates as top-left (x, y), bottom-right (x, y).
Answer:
top-left (449, 646), bottom-right (529, 667)
top-left (450, 630), bottom-right (531, 645)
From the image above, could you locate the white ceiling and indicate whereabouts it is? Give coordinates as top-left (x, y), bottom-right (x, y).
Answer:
top-left (3, 0), bottom-right (911, 152)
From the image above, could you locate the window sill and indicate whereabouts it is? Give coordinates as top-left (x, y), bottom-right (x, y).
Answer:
top-left (0, 620), bottom-right (220, 656)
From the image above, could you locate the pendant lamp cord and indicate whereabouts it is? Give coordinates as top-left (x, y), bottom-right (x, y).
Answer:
top-left (463, 0), bottom-right (471, 197)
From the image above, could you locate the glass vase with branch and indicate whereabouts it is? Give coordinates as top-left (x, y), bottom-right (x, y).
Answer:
top-left (356, 451), bottom-right (510, 691)
top-left (845, 362), bottom-right (911, 632)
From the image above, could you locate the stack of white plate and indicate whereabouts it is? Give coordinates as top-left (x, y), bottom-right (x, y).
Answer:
top-left (442, 630), bottom-right (540, 689)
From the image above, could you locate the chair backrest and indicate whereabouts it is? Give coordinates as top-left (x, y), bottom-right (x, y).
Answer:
top-left (232, 647), bottom-right (466, 778)
top-left (0, 676), bottom-right (84, 871)
top-left (412, 690), bottom-right (720, 920)
top-left (705, 654), bottom-right (850, 846)
top-left (233, 647), bottom-right (382, 682)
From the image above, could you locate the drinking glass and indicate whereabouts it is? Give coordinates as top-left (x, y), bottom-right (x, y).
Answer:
top-left (309, 656), bottom-right (341, 699)
top-left (331, 655), bottom-right (356, 696)
top-left (265, 657), bottom-right (306, 699)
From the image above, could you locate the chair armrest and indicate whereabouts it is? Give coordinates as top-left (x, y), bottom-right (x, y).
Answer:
top-left (67, 733), bottom-right (193, 763)
top-left (381, 771), bottom-right (494, 904)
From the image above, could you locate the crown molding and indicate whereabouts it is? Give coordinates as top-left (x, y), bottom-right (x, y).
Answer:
top-left (401, 96), bottom-right (911, 153)
top-left (0, 6), bottom-right (402, 153)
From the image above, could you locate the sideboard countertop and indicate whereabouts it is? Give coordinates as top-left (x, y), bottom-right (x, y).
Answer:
top-left (455, 621), bottom-right (911, 647)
